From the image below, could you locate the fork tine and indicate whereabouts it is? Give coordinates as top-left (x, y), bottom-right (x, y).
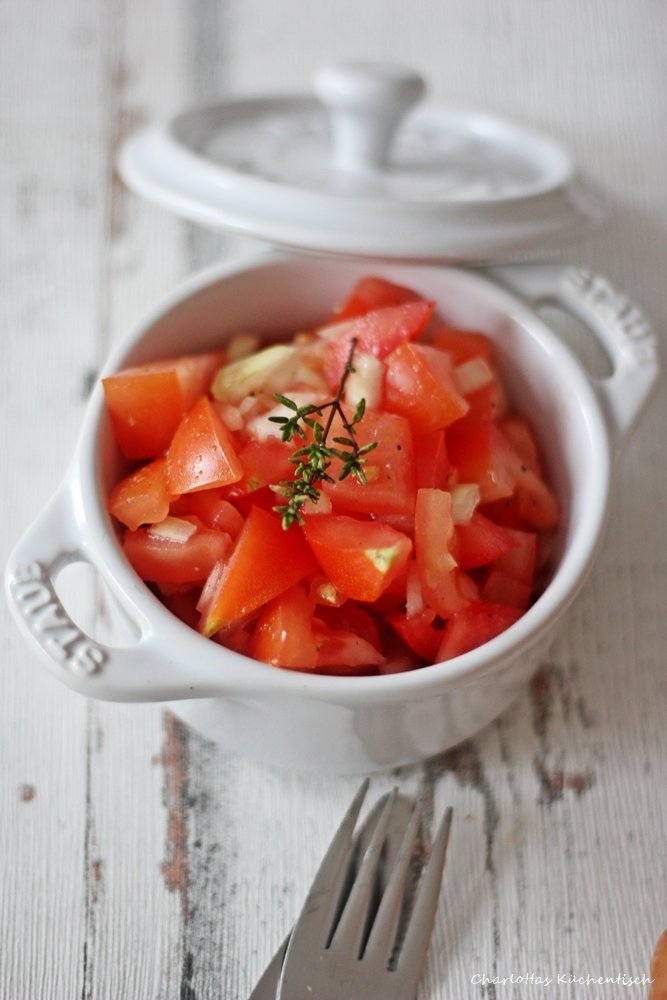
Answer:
top-left (395, 806), bottom-right (453, 983)
top-left (327, 788), bottom-right (399, 957)
top-left (290, 778), bottom-right (370, 945)
top-left (361, 795), bottom-right (423, 966)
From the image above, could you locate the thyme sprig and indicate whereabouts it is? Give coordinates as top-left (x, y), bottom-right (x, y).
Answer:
top-left (270, 338), bottom-right (377, 529)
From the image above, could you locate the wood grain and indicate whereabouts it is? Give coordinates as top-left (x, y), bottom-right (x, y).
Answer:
top-left (2, 1), bottom-right (666, 998)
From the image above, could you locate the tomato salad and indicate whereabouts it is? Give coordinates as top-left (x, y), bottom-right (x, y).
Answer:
top-left (103, 276), bottom-right (559, 676)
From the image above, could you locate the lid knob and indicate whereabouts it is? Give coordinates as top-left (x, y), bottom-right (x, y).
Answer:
top-left (314, 61), bottom-right (425, 174)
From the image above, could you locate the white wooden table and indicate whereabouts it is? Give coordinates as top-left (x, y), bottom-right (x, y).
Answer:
top-left (3, 3), bottom-right (666, 998)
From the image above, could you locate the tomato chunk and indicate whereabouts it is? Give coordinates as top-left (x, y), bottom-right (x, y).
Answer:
top-left (108, 457), bottom-right (173, 530)
top-left (102, 351), bottom-right (223, 458)
top-left (302, 514), bottom-right (412, 602)
top-left (436, 602), bottom-right (523, 661)
top-left (249, 584), bottom-right (318, 670)
top-left (323, 411), bottom-right (416, 517)
top-left (124, 519), bottom-right (232, 584)
top-left (384, 343), bottom-right (469, 434)
top-left (431, 327), bottom-right (493, 365)
top-left (322, 299), bottom-right (435, 389)
top-left (332, 275), bottom-right (420, 321)
top-left (166, 396), bottom-right (243, 494)
top-left (414, 488), bottom-right (473, 617)
top-left (455, 511), bottom-right (516, 570)
top-left (201, 506), bottom-right (317, 635)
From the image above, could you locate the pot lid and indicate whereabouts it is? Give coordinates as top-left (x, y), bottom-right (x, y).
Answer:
top-left (118, 61), bottom-right (603, 263)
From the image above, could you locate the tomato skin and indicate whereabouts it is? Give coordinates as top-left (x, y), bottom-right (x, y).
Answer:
top-left (431, 327), bottom-right (493, 365)
top-left (235, 437), bottom-right (296, 493)
top-left (302, 514), bottom-right (412, 603)
top-left (102, 351), bottom-right (224, 459)
top-left (436, 602), bottom-right (523, 661)
top-left (493, 528), bottom-right (537, 584)
top-left (332, 276), bottom-right (420, 321)
top-left (249, 584), bottom-right (318, 670)
top-left (481, 570), bottom-right (532, 610)
top-left (108, 457), bottom-right (173, 530)
top-left (313, 620), bottom-right (385, 674)
top-left (323, 299), bottom-right (435, 390)
top-left (414, 431), bottom-right (451, 490)
top-left (387, 608), bottom-right (442, 661)
top-left (201, 506), bottom-right (318, 635)
top-left (323, 411), bottom-right (416, 517)
top-left (123, 520), bottom-right (232, 584)
top-left (166, 396), bottom-right (243, 494)
top-left (384, 343), bottom-right (469, 434)
top-left (447, 420), bottom-right (515, 503)
top-left (455, 511), bottom-right (516, 570)
top-left (172, 489), bottom-right (244, 538)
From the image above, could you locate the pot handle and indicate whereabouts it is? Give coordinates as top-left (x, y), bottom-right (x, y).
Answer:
top-left (5, 479), bottom-right (234, 702)
top-left (488, 263), bottom-right (659, 451)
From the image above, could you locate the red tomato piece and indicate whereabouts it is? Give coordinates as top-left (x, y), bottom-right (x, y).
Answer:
top-left (455, 511), bottom-right (517, 570)
top-left (235, 437), bottom-right (296, 493)
top-left (201, 506), bottom-right (317, 635)
top-left (384, 343), bottom-right (469, 434)
top-left (173, 489), bottom-right (245, 538)
top-left (332, 276), bottom-right (420, 321)
top-left (431, 327), bottom-right (493, 365)
top-left (322, 299), bottom-right (435, 390)
top-left (302, 514), bottom-right (412, 603)
top-left (499, 415), bottom-right (543, 474)
top-left (108, 457), bottom-right (173, 530)
top-left (413, 431), bottom-right (452, 490)
top-left (481, 570), bottom-right (532, 610)
top-left (249, 584), bottom-right (318, 670)
top-left (123, 519), bottom-right (232, 584)
top-left (161, 589), bottom-right (201, 630)
top-left (102, 351), bottom-right (224, 459)
top-left (447, 419), bottom-right (515, 503)
top-left (315, 603), bottom-right (382, 652)
top-left (386, 608), bottom-right (442, 661)
top-left (464, 376), bottom-right (508, 422)
top-left (493, 528), bottom-right (537, 584)
top-left (414, 488), bottom-right (472, 617)
top-left (436, 602), bottom-right (523, 661)
top-left (166, 396), bottom-right (243, 494)
top-left (313, 619), bottom-right (385, 674)
top-left (323, 411), bottom-right (416, 517)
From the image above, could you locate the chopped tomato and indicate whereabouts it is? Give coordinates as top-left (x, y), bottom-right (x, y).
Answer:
top-left (431, 326), bottom-right (493, 365)
top-left (302, 514), bottom-right (412, 603)
top-left (166, 396), bottom-right (243, 494)
top-left (123, 519), bottom-right (232, 584)
top-left (322, 299), bottom-right (435, 389)
top-left (413, 431), bottom-right (451, 490)
top-left (455, 511), bottom-right (516, 570)
top-left (436, 602), bottom-right (523, 661)
top-left (387, 607), bottom-right (442, 661)
top-left (235, 437), bottom-right (296, 493)
top-left (103, 351), bottom-right (223, 458)
top-left (332, 275), bottom-right (420, 321)
top-left (108, 457), bottom-right (173, 530)
top-left (172, 489), bottom-right (245, 538)
top-left (323, 411), bottom-right (416, 517)
top-left (249, 584), bottom-right (318, 670)
top-left (104, 274), bottom-right (560, 675)
top-left (414, 488), bottom-right (472, 617)
top-left (201, 506), bottom-right (317, 635)
top-left (384, 343), bottom-right (469, 434)
top-left (447, 419), bottom-right (515, 503)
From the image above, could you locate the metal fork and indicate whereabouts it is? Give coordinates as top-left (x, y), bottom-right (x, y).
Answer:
top-left (276, 781), bottom-right (452, 1000)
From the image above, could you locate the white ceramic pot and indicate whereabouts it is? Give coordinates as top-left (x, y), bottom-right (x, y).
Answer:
top-left (5, 256), bottom-right (657, 773)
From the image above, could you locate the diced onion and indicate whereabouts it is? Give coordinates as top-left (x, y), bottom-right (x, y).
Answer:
top-left (225, 332), bottom-right (261, 362)
top-left (211, 344), bottom-right (298, 404)
top-left (148, 516), bottom-right (197, 544)
top-left (406, 561), bottom-right (425, 617)
top-left (344, 352), bottom-right (384, 411)
top-left (455, 357), bottom-right (495, 395)
top-left (216, 402), bottom-right (243, 432)
top-left (450, 484), bottom-right (481, 524)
